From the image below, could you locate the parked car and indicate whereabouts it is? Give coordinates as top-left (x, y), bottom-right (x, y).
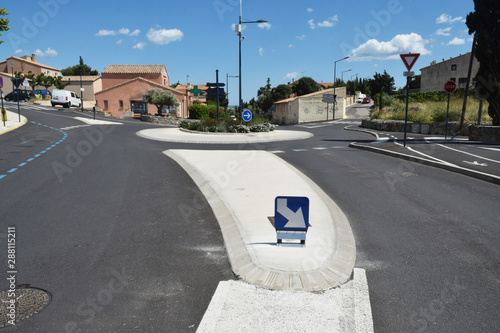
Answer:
top-left (362, 97), bottom-right (371, 104)
top-left (51, 89), bottom-right (81, 108)
top-left (4, 89), bottom-right (36, 102)
top-left (35, 89), bottom-right (51, 98)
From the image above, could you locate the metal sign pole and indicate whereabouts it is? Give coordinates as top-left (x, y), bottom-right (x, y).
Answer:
top-left (403, 76), bottom-right (410, 147)
top-left (445, 92), bottom-right (451, 139)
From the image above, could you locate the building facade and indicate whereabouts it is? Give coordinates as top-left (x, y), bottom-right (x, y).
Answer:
top-left (420, 52), bottom-right (479, 92)
top-left (95, 65), bottom-right (188, 118)
top-left (0, 54), bottom-right (60, 95)
top-left (273, 87), bottom-right (347, 125)
top-left (60, 76), bottom-right (102, 102)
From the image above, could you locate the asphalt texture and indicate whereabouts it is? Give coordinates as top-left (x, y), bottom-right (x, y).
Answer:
top-left (0, 101), bottom-right (499, 332)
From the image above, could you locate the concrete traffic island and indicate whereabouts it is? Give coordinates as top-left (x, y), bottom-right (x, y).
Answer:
top-left (137, 127), bottom-right (313, 144)
top-left (165, 150), bottom-right (356, 292)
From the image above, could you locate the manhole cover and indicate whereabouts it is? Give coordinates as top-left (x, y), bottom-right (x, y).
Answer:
top-left (0, 287), bottom-right (51, 328)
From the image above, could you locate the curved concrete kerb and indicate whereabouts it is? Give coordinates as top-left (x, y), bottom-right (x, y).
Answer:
top-left (165, 149), bottom-right (356, 291)
top-left (137, 127), bottom-right (313, 144)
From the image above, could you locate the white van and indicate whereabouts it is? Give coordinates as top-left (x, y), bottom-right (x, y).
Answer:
top-left (51, 89), bottom-right (81, 108)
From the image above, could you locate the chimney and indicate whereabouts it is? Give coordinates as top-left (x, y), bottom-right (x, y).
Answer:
top-left (31, 54), bottom-right (36, 62)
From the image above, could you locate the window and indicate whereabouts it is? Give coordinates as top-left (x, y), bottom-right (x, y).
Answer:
top-left (119, 100), bottom-right (123, 109)
top-left (450, 78), bottom-right (456, 82)
top-left (104, 100), bottom-right (108, 110)
top-left (451, 64), bottom-right (457, 71)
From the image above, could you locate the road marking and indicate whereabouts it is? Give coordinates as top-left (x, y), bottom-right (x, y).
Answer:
top-left (313, 147), bottom-right (329, 150)
top-left (270, 150), bottom-right (284, 154)
top-left (292, 149), bottom-right (308, 152)
top-left (60, 124), bottom-right (92, 130)
top-left (463, 161), bottom-right (488, 167)
top-left (434, 143), bottom-right (500, 164)
top-left (0, 121), bottom-right (68, 182)
top-left (479, 147), bottom-right (500, 152)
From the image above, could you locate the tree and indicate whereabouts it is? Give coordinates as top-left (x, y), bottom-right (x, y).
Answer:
top-left (367, 71), bottom-right (395, 96)
top-left (0, 8), bottom-right (8, 44)
top-left (292, 77), bottom-right (320, 96)
top-left (53, 76), bottom-right (70, 90)
top-left (170, 81), bottom-right (180, 88)
top-left (61, 56), bottom-right (98, 76)
top-left (142, 88), bottom-right (180, 116)
top-left (254, 78), bottom-right (274, 112)
top-left (271, 84), bottom-right (293, 101)
top-left (467, 0), bottom-right (500, 125)
top-left (40, 74), bottom-right (54, 94)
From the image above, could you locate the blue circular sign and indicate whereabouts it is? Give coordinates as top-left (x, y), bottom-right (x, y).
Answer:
top-left (242, 109), bottom-right (252, 122)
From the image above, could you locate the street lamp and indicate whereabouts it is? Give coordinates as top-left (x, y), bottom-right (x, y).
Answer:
top-left (226, 73), bottom-right (239, 109)
top-left (341, 69), bottom-right (352, 82)
top-left (237, 0), bottom-right (267, 124)
top-left (351, 73), bottom-right (359, 81)
top-left (79, 63), bottom-right (83, 112)
top-left (333, 56), bottom-right (349, 119)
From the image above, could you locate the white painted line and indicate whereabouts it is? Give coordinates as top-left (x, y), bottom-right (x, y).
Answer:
top-left (479, 147), bottom-right (500, 152)
top-left (313, 147), bottom-right (329, 150)
top-left (197, 268), bottom-right (373, 333)
top-left (434, 143), bottom-right (500, 164)
top-left (270, 150), bottom-right (285, 154)
top-left (74, 117), bottom-right (123, 126)
top-left (292, 149), bottom-right (308, 152)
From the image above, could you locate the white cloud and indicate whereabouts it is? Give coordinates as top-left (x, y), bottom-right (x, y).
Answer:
top-left (116, 39), bottom-right (123, 45)
top-left (147, 27), bottom-right (183, 45)
top-left (258, 22), bottom-right (271, 30)
top-left (96, 28), bottom-right (141, 37)
top-left (95, 29), bottom-right (116, 36)
top-left (296, 34), bottom-right (306, 40)
top-left (129, 29), bottom-right (140, 36)
top-left (34, 47), bottom-right (58, 57)
top-left (307, 8), bottom-right (314, 13)
top-left (436, 13), bottom-right (464, 24)
top-left (436, 27), bottom-right (452, 36)
top-left (349, 33), bottom-right (431, 61)
top-left (308, 19), bottom-right (315, 29)
top-left (259, 47), bottom-right (264, 56)
top-left (447, 37), bottom-right (465, 45)
top-left (317, 15), bottom-right (339, 28)
top-left (14, 49), bottom-right (24, 55)
top-left (285, 72), bottom-right (300, 80)
top-left (288, 44), bottom-right (294, 48)
top-left (133, 42), bottom-right (147, 50)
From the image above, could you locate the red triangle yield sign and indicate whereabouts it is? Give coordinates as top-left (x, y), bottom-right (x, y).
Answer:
top-left (400, 53), bottom-right (420, 71)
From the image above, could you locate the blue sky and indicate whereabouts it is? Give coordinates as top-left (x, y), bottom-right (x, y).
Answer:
top-left (1, 0), bottom-right (475, 106)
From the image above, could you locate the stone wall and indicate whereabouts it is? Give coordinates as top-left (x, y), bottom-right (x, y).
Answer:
top-left (469, 125), bottom-right (500, 142)
top-left (361, 119), bottom-right (467, 135)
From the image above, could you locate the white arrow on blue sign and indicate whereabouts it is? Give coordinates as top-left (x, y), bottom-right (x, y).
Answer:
top-left (242, 109), bottom-right (252, 122)
top-left (274, 196), bottom-right (309, 230)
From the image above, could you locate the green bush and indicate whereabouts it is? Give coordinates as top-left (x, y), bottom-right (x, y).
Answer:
top-left (188, 104), bottom-right (211, 119)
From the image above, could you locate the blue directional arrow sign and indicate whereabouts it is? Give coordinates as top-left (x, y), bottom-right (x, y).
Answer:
top-left (242, 109), bottom-right (252, 122)
top-left (274, 196), bottom-right (309, 231)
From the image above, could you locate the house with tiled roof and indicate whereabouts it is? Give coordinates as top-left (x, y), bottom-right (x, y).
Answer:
top-left (0, 54), bottom-right (60, 95)
top-left (273, 87), bottom-right (347, 125)
top-left (60, 76), bottom-right (102, 102)
top-left (96, 64), bottom-right (188, 118)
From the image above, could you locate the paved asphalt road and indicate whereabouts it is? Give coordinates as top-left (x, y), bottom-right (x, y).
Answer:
top-left (0, 102), bottom-right (499, 332)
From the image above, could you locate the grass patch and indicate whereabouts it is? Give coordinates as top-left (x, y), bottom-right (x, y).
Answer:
top-left (370, 96), bottom-right (492, 123)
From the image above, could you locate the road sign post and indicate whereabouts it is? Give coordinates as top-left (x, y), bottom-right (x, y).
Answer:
top-left (1, 108), bottom-right (6, 126)
top-left (444, 80), bottom-right (457, 139)
top-left (400, 53), bottom-right (420, 147)
top-left (274, 196), bottom-right (309, 246)
top-left (242, 109), bottom-right (252, 122)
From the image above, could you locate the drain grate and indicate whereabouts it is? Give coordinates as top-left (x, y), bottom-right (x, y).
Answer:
top-left (0, 287), bottom-right (51, 328)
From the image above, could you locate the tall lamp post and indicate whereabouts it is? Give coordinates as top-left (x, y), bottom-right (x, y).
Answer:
top-left (333, 56), bottom-right (349, 119)
top-left (341, 69), bottom-right (352, 82)
top-left (237, 0), bottom-right (267, 124)
top-left (226, 73), bottom-right (239, 110)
